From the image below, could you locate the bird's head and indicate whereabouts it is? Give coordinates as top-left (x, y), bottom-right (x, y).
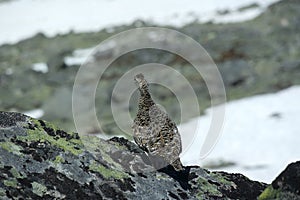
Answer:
top-left (134, 73), bottom-right (148, 89)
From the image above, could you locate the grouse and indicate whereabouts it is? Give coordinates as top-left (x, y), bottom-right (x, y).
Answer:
top-left (132, 73), bottom-right (183, 171)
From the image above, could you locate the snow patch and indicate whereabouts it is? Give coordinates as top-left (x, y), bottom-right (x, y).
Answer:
top-left (23, 109), bottom-right (44, 119)
top-left (64, 47), bottom-right (95, 66)
top-left (181, 86), bottom-right (300, 183)
top-left (32, 62), bottom-right (48, 73)
top-left (0, 0), bottom-right (280, 45)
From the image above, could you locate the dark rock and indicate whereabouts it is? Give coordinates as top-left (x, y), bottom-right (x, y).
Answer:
top-left (258, 161), bottom-right (300, 200)
top-left (270, 112), bottom-right (282, 119)
top-left (218, 59), bottom-right (254, 87)
top-left (218, 172), bottom-right (266, 199)
top-left (280, 60), bottom-right (300, 72)
top-left (216, 9), bottom-right (231, 16)
top-left (237, 3), bottom-right (260, 12)
top-left (0, 111), bottom-right (269, 199)
top-left (272, 161), bottom-right (300, 195)
top-left (0, 112), bottom-right (26, 128)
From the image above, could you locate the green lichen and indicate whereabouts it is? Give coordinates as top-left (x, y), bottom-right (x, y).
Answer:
top-left (89, 161), bottom-right (127, 179)
top-left (0, 188), bottom-right (5, 196)
top-left (31, 182), bottom-right (47, 197)
top-left (0, 141), bottom-right (23, 155)
top-left (81, 136), bottom-right (124, 171)
top-left (24, 129), bottom-right (83, 155)
top-left (196, 177), bottom-right (223, 198)
top-left (156, 173), bottom-right (168, 180)
top-left (210, 172), bottom-right (237, 188)
top-left (258, 186), bottom-right (280, 200)
top-left (36, 118), bottom-right (58, 130)
top-left (107, 139), bottom-right (129, 151)
top-left (53, 155), bottom-right (65, 164)
top-left (18, 119), bottom-right (84, 155)
top-left (98, 148), bottom-right (116, 166)
top-left (3, 179), bottom-right (18, 188)
top-left (10, 167), bottom-right (23, 179)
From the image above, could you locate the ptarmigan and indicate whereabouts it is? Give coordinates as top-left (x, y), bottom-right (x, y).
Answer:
top-left (132, 73), bottom-right (183, 171)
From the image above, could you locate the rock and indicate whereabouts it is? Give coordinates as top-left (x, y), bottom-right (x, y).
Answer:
top-left (0, 111), bottom-right (268, 199)
top-left (237, 3), bottom-right (259, 12)
top-left (280, 60), bottom-right (300, 72)
top-left (258, 161), bottom-right (300, 200)
top-left (218, 59), bottom-right (254, 87)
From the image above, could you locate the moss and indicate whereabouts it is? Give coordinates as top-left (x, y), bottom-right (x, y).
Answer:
top-left (89, 161), bottom-right (127, 179)
top-left (258, 186), bottom-right (280, 200)
top-left (19, 119), bottom-right (84, 155)
top-left (3, 179), bottom-right (18, 188)
top-left (31, 182), bottom-right (47, 197)
top-left (0, 141), bottom-right (23, 155)
top-left (53, 155), bottom-right (65, 164)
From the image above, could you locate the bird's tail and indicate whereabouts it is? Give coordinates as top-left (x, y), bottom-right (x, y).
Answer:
top-left (172, 158), bottom-right (184, 171)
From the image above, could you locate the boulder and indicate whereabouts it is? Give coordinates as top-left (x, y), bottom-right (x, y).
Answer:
top-left (258, 161), bottom-right (300, 200)
top-left (0, 111), bottom-right (285, 199)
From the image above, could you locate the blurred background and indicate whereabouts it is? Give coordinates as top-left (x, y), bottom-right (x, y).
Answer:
top-left (0, 0), bottom-right (299, 183)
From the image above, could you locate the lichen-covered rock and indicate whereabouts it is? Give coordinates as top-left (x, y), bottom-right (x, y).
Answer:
top-left (0, 111), bottom-right (268, 199)
top-left (258, 161), bottom-right (300, 200)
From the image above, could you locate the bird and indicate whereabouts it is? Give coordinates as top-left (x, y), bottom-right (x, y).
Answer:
top-left (132, 73), bottom-right (183, 171)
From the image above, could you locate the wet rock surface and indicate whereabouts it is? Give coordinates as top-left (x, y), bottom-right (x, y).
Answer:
top-left (0, 111), bottom-right (272, 199)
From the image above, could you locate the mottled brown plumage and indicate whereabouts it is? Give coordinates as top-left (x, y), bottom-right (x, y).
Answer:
top-left (132, 73), bottom-right (183, 171)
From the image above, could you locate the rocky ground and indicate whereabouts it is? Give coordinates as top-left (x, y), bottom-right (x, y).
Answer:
top-left (0, 111), bottom-right (299, 199)
top-left (0, 112), bottom-right (300, 199)
top-left (0, 0), bottom-right (299, 135)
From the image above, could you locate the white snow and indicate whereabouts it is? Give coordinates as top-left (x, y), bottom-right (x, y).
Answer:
top-left (0, 0), bottom-right (280, 45)
top-left (180, 86), bottom-right (300, 183)
top-left (23, 109), bottom-right (44, 119)
top-left (64, 47), bottom-right (95, 66)
top-left (31, 62), bottom-right (49, 73)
